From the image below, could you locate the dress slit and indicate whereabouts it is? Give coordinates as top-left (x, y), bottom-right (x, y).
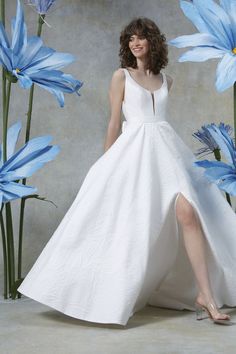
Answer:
top-left (146, 191), bottom-right (224, 312)
top-left (151, 92), bottom-right (155, 115)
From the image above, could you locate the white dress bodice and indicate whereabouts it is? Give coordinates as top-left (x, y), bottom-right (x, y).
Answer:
top-left (122, 68), bottom-right (168, 130)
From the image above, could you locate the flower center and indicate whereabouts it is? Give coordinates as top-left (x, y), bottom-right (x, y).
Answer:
top-left (232, 48), bottom-right (236, 54)
top-left (15, 68), bottom-right (21, 73)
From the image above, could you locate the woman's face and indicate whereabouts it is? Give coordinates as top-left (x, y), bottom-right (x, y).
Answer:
top-left (128, 33), bottom-right (149, 59)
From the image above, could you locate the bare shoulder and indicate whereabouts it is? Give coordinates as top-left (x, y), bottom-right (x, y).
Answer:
top-left (109, 68), bottom-right (125, 99)
top-left (110, 68), bottom-right (125, 83)
top-left (165, 73), bottom-right (173, 92)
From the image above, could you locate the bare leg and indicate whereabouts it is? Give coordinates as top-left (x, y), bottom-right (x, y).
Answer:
top-left (175, 193), bottom-right (230, 320)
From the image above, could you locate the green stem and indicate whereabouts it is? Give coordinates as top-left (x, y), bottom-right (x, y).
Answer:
top-left (214, 149), bottom-right (232, 206)
top-left (2, 68), bottom-right (6, 123)
top-left (0, 0), bottom-right (6, 121)
top-left (17, 198), bottom-right (25, 299)
top-left (3, 80), bottom-right (11, 161)
top-left (17, 13), bottom-right (45, 298)
top-left (5, 203), bottom-right (15, 297)
top-left (213, 148), bottom-right (221, 162)
top-left (37, 14), bottom-right (45, 37)
top-left (25, 85), bottom-right (35, 142)
top-left (0, 0), bottom-right (7, 299)
top-left (17, 80), bottom-right (35, 298)
top-left (0, 207), bottom-right (8, 299)
top-left (2, 79), bottom-right (15, 298)
top-left (225, 193), bottom-right (232, 206)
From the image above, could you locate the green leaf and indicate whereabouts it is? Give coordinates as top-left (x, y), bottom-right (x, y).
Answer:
top-left (23, 194), bottom-right (58, 207)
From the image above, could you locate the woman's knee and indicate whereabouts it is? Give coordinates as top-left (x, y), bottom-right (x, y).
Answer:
top-left (176, 193), bottom-right (197, 227)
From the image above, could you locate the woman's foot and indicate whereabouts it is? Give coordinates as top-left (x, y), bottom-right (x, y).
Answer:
top-left (195, 292), bottom-right (230, 321)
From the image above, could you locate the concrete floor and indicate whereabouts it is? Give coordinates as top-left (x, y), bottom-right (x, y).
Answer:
top-left (1, 296), bottom-right (236, 354)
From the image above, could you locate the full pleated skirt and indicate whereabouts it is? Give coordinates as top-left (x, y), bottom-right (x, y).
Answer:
top-left (17, 120), bottom-right (236, 325)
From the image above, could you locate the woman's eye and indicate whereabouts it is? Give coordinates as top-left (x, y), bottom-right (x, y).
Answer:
top-left (129, 36), bottom-right (145, 41)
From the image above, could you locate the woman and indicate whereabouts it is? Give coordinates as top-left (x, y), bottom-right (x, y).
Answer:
top-left (18, 17), bottom-right (236, 326)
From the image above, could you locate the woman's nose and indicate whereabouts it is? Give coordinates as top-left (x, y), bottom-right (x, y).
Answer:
top-left (133, 38), bottom-right (140, 46)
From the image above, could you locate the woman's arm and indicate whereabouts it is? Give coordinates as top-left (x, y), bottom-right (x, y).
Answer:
top-left (104, 69), bottom-right (125, 152)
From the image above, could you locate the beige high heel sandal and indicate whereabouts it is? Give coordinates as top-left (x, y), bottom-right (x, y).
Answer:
top-left (195, 301), bottom-right (233, 325)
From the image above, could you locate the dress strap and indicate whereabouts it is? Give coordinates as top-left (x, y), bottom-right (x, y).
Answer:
top-left (123, 67), bottom-right (166, 90)
top-left (161, 71), bottom-right (166, 87)
top-left (122, 68), bottom-right (129, 77)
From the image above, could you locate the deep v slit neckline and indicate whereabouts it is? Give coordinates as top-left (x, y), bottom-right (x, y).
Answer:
top-left (124, 68), bottom-right (165, 115)
top-left (124, 68), bottom-right (165, 95)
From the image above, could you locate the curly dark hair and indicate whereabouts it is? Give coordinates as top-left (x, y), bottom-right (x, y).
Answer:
top-left (119, 17), bottom-right (168, 74)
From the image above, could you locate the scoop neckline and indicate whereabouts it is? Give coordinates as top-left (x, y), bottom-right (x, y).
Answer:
top-left (124, 68), bottom-right (165, 95)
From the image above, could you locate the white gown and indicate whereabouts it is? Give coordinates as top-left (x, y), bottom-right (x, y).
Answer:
top-left (17, 68), bottom-right (236, 326)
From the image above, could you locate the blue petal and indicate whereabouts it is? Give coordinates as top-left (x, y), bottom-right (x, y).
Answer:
top-left (23, 46), bottom-right (55, 69)
top-left (218, 176), bottom-right (236, 195)
top-left (194, 159), bottom-right (233, 172)
top-left (16, 72), bottom-right (33, 89)
top-left (215, 52), bottom-right (236, 91)
top-left (7, 145), bottom-right (60, 179)
top-left (179, 47), bottom-right (225, 62)
top-left (0, 192), bottom-right (2, 208)
top-left (11, 0), bottom-right (27, 56)
top-left (29, 0), bottom-right (56, 14)
top-left (194, 159), bottom-right (236, 185)
top-left (180, 1), bottom-right (210, 33)
top-left (0, 121), bottom-right (22, 166)
top-left (30, 70), bottom-right (83, 93)
top-left (6, 121), bottom-right (22, 159)
top-left (168, 32), bottom-right (226, 50)
top-left (207, 124), bottom-right (235, 165)
top-left (28, 70), bottom-right (83, 106)
top-left (220, 0), bottom-right (236, 45)
top-left (11, 20), bottom-right (27, 67)
top-left (0, 22), bottom-right (10, 48)
top-left (193, 0), bottom-right (234, 49)
top-left (34, 82), bottom-right (65, 106)
top-left (0, 46), bottom-right (13, 71)
top-left (17, 36), bottom-right (43, 69)
top-left (204, 167), bottom-right (235, 181)
top-left (0, 182), bottom-right (37, 203)
top-left (62, 73), bottom-right (83, 93)
top-left (2, 135), bottom-right (53, 172)
top-left (25, 52), bottom-right (75, 74)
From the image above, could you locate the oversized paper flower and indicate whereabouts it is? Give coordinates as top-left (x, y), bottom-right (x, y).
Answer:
top-left (194, 123), bottom-right (236, 195)
top-left (0, 0), bottom-right (83, 106)
top-left (0, 121), bottom-right (60, 207)
top-left (168, 0), bottom-right (236, 92)
top-left (192, 122), bottom-right (233, 157)
top-left (27, 0), bottom-right (56, 14)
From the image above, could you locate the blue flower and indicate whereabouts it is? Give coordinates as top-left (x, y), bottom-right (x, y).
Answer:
top-left (0, 121), bottom-right (60, 207)
top-left (27, 0), bottom-right (56, 14)
top-left (192, 122), bottom-right (233, 157)
top-left (168, 0), bottom-right (236, 92)
top-left (0, 0), bottom-right (83, 106)
top-left (194, 123), bottom-right (236, 195)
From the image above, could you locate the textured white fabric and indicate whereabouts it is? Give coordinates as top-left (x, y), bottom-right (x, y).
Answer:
top-left (18, 68), bottom-right (236, 326)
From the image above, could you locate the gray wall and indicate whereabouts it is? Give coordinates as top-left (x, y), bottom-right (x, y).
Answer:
top-left (0, 0), bottom-right (235, 291)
